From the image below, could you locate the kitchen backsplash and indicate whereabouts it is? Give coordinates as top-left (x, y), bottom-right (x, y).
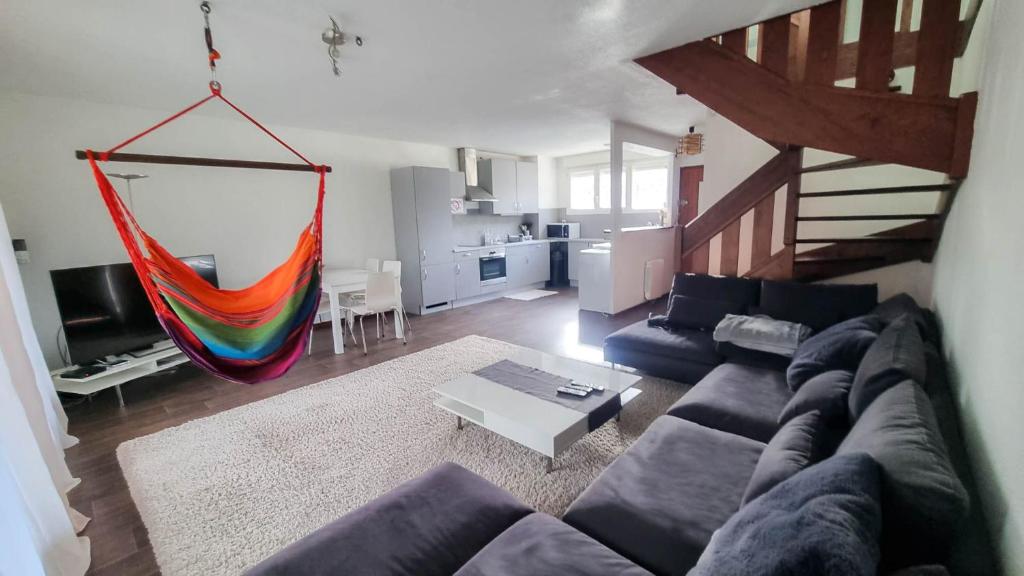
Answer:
top-left (452, 214), bottom-right (529, 246)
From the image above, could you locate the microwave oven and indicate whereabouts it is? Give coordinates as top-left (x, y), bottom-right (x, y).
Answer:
top-left (546, 223), bottom-right (580, 239)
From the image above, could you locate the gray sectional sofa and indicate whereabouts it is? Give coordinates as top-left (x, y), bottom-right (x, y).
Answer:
top-left (246, 274), bottom-right (997, 576)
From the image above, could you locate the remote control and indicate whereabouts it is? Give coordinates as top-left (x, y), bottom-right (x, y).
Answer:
top-left (571, 379), bottom-right (604, 392)
top-left (557, 386), bottom-right (589, 397)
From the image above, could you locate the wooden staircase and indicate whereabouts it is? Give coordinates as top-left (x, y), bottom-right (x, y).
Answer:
top-left (640, 0), bottom-right (980, 281)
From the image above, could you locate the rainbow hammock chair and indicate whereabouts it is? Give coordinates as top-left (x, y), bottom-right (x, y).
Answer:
top-left (83, 85), bottom-right (329, 384)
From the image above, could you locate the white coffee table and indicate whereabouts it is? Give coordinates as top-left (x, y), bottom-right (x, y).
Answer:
top-left (433, 349), bottom-right (642, 472)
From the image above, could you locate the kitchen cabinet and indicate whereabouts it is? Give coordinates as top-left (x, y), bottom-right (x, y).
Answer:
top-left (421, 263), bottom-right (455, 309)
top-left (516, 161), bottom-right (539, 214)
top-left (453, 252), bottom-right (481, 300)
top-left (391, 166), bottom-right (456, 314)
top-left (478, 158), bottom-right (539, 215)
top-left (506, 243), bottom-right (549, 288)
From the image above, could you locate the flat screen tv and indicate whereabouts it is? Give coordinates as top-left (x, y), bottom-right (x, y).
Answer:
top-left (51, 255), bottom-right (218, 365)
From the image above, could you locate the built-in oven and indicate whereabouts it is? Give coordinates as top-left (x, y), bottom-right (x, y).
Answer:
top-left (479, 249), bottom-right (507, 286)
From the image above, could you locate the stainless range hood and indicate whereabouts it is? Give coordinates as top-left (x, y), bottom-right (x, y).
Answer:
top-left (457, 148), bottom-right (497, 202)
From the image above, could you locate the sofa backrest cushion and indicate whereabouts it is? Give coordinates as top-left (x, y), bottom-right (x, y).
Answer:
top-left (872, 293), bottom-right (936, 343)
top-left (758, 280), bottom-right (878, 332)
top-left (666, 295), bottom-right (744, 331)
top-left (779, 369), bottom-right (854, 427)
top-left (849, 315), bottom-right (927, 420)
top-left (787, 315), bottom-right (886, 390)
top-left (691, 452), bottom-right (882, 576)
top-left (741, 410), bottom-right (827, 506)
top-left (671, 273), bottom-right (761, 310)
top-left (837, 381), bottom-right (969, 570)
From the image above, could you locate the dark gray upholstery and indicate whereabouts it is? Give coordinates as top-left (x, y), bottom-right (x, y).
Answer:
top-left (690, 453), bottom-right (882, 576)
top-left (888, 567), bottom-right (951, 576)
top-left (758, 279), bottom-right (878, 332)
top-left (666, 294), bottom-right (743, 331)
top-left (778, 369), bottom-right (854, 427)
top-left (563, 416), bottom-right (764, 576)
top-left (786, 315), bottom-right (885, 390)
top-left (741, 410), bottom-right (826, 505)
top-left (454, 513), bottom-right (652, 576)
top-left (671, 273), bottom-right (761, 308)
top-left (873, 293), bottom-right (937, 343)
top-left (849, 315), bottom-right (927, 420)
top-left (603, 322), bottom-right (720, 382)
top-left (244, 463), bottom-right (531, 576)
top-left (715, 341), bottom-right (791, 371)
top-left (921, 341), bottom-right (999, 575)
top-left (838, 382), bottom-right (969, 570)
top-left (666, 363), bottom-right (792, 442)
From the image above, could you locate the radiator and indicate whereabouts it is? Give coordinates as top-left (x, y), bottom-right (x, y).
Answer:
top-left (644, 259), bottom-right (665, 300)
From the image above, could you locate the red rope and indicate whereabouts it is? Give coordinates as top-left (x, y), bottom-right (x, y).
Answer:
top-left (215, 92), bottom-right (315, 167)
top-left (104, 93), bottom-right (218, 158)
top-left (97, 83), bottom-right (323, 171)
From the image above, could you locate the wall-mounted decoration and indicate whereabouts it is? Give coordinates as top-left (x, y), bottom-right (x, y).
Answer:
top-left (450, 197), bottom-right (466, 215)
top-left (677, 126), bottom-right (705, 156)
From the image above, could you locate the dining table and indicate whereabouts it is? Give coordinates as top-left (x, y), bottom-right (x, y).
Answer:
top-left (321, 267), bottom-right (405, 354)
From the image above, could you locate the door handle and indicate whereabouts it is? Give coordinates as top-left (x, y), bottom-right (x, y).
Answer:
top-left (456, 264), bottom-right (461, 274)
top-left (421, 250), bottom-right (426, 261)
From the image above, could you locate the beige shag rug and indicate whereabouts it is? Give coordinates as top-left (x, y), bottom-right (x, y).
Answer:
top-left (118, 335), bottom-right (687, 575)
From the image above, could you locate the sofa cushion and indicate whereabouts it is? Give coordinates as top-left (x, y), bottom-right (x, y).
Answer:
top-left (741, 410), bottom-right (827, 506)
top-left (690, 452), bottom-right (882, 576)
top-left (671, 273), bottom-right (761, 309)
top-left (603, 346), bottom-right (717, 384)
top-left (849, 315), bottom-right (927, 421)
top-left (715, 341), bottom-right (791, 372)
top-left (455, 513), bottom-right (652, 576)
top-left (563, 416), bottom-right (763, 575)
top-left (244, 463), bottom-right (531, 576)
top-left (666, 295), bottom-right (743, 331)
top-left (873, 293), bottom-right (936, 343)
top-left (837, 382), bottom-right (969, 570)
top-left (786, 315), bottom-right (885, 390)
top-left (666, 363), bottom-right (792, 443)
top-left (779, 369), bottom-right (854, 427)
top-left (604, 321), bottom-right (721, 365)
top-left (758, 280), bottom-right (878, 332)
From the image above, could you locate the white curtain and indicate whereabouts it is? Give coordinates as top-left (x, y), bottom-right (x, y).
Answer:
top-left (0, 201), bottom-right (90, 576)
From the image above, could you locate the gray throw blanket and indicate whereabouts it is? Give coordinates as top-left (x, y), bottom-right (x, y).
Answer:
top-left (713, 314), bottom-right (812, 357)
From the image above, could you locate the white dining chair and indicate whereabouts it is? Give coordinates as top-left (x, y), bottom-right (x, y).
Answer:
top-left (307, 294), bottom-right (356, 356)
top-left (342, 258), bottom-right (382, 310)
top-left (342, 271), bottom-right (406, 354)
top-left (380, 260), bottom-right (411, 333)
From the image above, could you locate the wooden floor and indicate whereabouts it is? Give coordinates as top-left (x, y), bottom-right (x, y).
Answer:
top-left (66, 288), bottom-right (665, 576)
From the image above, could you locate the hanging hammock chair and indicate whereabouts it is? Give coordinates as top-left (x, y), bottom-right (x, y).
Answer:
top-left (82, 83), bottom-right (330, 384)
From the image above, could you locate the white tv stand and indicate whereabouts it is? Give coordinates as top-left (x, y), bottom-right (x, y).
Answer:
top-left (52, 342), bottom-right (189, 407)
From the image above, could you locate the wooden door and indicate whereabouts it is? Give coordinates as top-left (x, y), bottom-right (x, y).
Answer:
top-left (678, 166), bottom-right (703, 226)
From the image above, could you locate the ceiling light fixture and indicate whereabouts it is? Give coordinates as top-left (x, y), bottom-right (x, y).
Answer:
top-left (322, 16), bottom-right (362, 77)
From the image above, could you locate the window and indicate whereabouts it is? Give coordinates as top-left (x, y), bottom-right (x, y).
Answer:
top-left (630, 166), bottom-right (669, 211)
top-left (568, 160), bottom-right (670, 213)
top-left (569, 172), bottom-right (595, 210)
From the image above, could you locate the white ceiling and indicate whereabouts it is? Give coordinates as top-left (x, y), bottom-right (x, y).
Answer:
top-left (0, 0), bottom-right (823, 157)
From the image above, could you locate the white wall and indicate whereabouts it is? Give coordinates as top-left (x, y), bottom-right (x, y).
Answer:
top-left (0, 91), bottom-right (455, 367)
top-left (932, 0), bottom-right (1024, 572)
top-left (609, 122), bottom-right (679, 313)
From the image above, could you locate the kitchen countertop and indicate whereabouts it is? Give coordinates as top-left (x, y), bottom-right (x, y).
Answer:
top-left (452, 238), bottom-right (606, 253)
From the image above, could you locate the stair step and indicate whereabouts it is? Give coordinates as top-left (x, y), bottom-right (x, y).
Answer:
top-left (799, 158), bottom-right (885, 174)
top-left (799, 184), bottom-right (953, 198)
top-left (794, 255), bottom-right (888, 264)
top-left (794, 237), bottom-right (934, 244)
top-left (796, 213), bottom-right (941, 222)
